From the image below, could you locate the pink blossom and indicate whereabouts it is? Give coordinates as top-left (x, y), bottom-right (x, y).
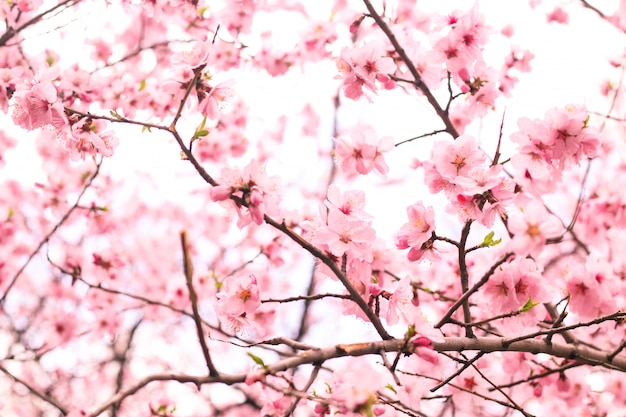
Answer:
top-left (483, 257), bottom-right (547, 316)
top-left (336, 40), bottom-right (397, 100)
top-left (315, 209), bottom-right (376, 262)
top-left (566, 255), bottom-right (616, 319)
top-left (547, 7), bottom-right (569, 24)
top-left (508, 199), bottom-right (563, 257)
top-left (63, 118), bottom-right (119, 160)
top-left (216, 274), bottom-right (261, 317)
top-left (431, 134), bottom-right (486, 181)
top-left (210, 160), bottom-right (281, 228)
top-left (411, 335), bottom-right (439, 364)
top-left (197, 79), bottom-right (235, 119)
top-left (172, 40), bottom-right (211, 70)
top-left (324, 184), bottom-right (369, 217)
top-left (334, 125), bottom-right (394, 177)
top-left (396, 202), bottom-right (436, 262)
top-left (11, 66), bottom-right (65, 130)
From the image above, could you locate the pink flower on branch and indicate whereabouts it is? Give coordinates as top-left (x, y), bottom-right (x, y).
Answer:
top-left (483, 257), bottom-right (547, 316)
top-left (11, 66), bottom-right (65, 130)
top-left (336, 40), bottom-right (397, 100)
top-left (396, 201), bottom-right (436, 262)
top-left (315, 209), bottom-right (376, 262)
top-left (210, 160), bottom-right (281, 228)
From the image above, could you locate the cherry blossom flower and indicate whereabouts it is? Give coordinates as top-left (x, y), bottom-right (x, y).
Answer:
top-left (215, 275), bottom-right (258, 317)
top-left (334, 125), bottom-right (394, 177)
top-left (547, 7), bottom-right (569, 24)
top-left (396, 201), bottom-right (436, 262)
top-left (315, 209), bottom-right (376, 262)
top-left (336, 40), bottom-right (397, 100)
top-left (64, 117), bottom-right (119, 160)
top-left (565, 254), bottom-right (616, 319)
top-left (11, 66), bottom-right (65, 130)
top-left (172, 40), bottom-right (211, 70)
top-left (507, 199), bottom-right (563, 257)
top-left (324, 184), bottom-right (369, 218)
top-left (430, 134), bottom-right (485, 184)
top-left (483, 257), bottom-right (546, 315)
top-left (210, 160), bottom-right (281, 228)
top-left (197, 79), bottom-right (235, 119)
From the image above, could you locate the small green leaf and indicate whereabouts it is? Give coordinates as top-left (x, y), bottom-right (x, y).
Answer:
top-left (195, 129), bottom-right (209, 137)
top-left (520, 296), bottom-right (539, 313)
top-left (481, 231), bottom-right (502, 247)
top-left (198, 5), bottom-right (209, 16)
top-left (138, 79), bottom-right (146, 92)
top-left (142, 125), bottom-right (152, 133)
top-left (247, 352), bottom-right (265, 367)
top-left (385, 384), bottom-right (397, 394)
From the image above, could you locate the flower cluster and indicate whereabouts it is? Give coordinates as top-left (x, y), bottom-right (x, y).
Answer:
top-left (511, 105), bottom-right (601, 194)
top-left (422, 134), bottom-right (515, 226)
top-left (210, 160), bottom-right (281, 228)
top-left (335, 40), bottom-right (396, 101)
top-left (482, 257), bottom-right (548, 331)
top-left (165, 40), bottom-right (235, 119)
top-left (11, 67), bottom-right (119, 159)
top-left (312, 185), bottom-right (376, 264)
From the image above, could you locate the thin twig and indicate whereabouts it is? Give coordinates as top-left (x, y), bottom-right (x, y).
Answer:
top-left (0, 160), bottom-right (102, 304)
top-left (0, 363), bottom-right (67, 414)
top-left (361, 0), bottom-right (459, 138)
top-left (435, 252), bottom-right (512, 329)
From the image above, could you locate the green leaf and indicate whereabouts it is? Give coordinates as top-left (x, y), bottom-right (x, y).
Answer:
top-left (385, 384), bottom-right (397, 394)
top-left (520, 296), bottom-right (539, 313)
top-left (195, 129), bottom-right (209, 137)
top-left (481, 231), bottom-right (502, 247)
top-left (138, 79), bottom-right (146, 92)
top-left (247, 352), bottom-right (266, 367)
top-left (142, 125), bottom-right (152, 133)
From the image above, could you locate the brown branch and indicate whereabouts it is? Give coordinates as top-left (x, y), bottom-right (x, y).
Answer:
top-left (69, 99), bottom-right (389, 340)
top-left (181, 230), bottom-right (219, 377)
top-left (430, 352), bottom-right (484, 392)
top-left (457, 221), bottom-right (474, 338)
top-left (86, 334), bottom-right (626, 416)
top-left (262, 293), bottom-right (352, 304)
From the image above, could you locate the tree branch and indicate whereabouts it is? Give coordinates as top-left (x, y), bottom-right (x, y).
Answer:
top-left (181, 230), bottom-right (220, 377)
